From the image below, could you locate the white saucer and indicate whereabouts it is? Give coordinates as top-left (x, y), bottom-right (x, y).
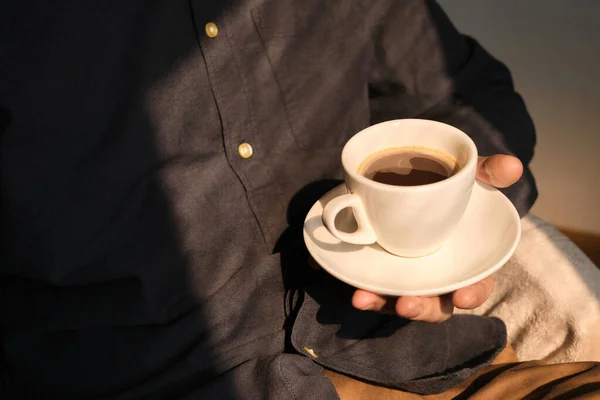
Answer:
top-left (303, 182), bottom-right (521, 297)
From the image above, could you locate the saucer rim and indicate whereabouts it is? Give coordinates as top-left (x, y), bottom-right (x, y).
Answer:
top-left (302, 182), bottom-right (521, 297)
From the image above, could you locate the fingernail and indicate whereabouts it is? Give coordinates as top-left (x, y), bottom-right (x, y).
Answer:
top-left (405, 304), bottom-right (423, 319)
top-left (463, 294), bottom-right (479, 309)
top-left (361, 303), bottom-right (374, 311)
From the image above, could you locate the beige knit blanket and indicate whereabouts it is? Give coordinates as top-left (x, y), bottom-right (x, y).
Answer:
top-left (457, 214), bottom-right (600, 362)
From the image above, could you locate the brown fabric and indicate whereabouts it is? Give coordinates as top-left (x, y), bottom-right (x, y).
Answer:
top-left (488, 342), bottom-right (519, 365)
top-left (557, 227), bottom-right (600, 267)
top-left (323, 344), bottom-right (600, 399)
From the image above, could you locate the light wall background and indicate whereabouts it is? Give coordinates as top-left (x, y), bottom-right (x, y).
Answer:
top-left (438, 0), bottom-right (600, 234)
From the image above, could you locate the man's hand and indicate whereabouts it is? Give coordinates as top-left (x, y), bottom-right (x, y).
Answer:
top-left (351, 154), bottom-right (524, 323)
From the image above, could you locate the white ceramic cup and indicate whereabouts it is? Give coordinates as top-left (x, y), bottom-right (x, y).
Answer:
top-left (322, 119), bottom-right (478, 257)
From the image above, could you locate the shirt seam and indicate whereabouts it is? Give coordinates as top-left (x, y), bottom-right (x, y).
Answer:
top-left (277, 356), bottom-right (298, 400)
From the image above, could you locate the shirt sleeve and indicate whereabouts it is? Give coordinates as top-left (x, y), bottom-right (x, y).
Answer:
top-left (367, 0), bottom-right (538, 216)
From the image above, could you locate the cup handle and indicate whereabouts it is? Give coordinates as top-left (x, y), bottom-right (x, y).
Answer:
top-left (322, 193), bottom-right (377, 245)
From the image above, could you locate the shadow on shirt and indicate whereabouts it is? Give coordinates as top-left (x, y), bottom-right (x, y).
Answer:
top-left (276, 179), bottom-right (411, 347)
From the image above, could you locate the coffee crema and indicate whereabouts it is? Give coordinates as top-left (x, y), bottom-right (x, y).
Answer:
top-left (358, 146), bottom-right (459, 187)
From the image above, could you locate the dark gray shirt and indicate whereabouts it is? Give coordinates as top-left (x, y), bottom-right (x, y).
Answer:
top-left (0, 0), bottom-right (537, 398)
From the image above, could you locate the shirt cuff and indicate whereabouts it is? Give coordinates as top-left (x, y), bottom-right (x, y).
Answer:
top-left (290, 274), bottom-right (507, 395)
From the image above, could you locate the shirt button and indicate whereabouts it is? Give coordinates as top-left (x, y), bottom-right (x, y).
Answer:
top-left (237, 142), bottom-right (253, 159)
top-left (205, 22), bottom-right (219, 38)
top-left (303, 346), bottom-right (319, 359)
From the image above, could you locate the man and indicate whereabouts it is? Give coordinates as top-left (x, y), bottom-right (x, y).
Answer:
top-left (1, 0), bottom-right (598, 398)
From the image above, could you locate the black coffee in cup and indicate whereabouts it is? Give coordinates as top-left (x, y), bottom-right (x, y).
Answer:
top-left (358, 147), bottom-right (459, 187)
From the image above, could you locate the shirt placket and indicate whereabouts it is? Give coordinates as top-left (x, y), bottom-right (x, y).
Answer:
top-left (192, 15), bottom-right (252, 179)
top-left (191, 4), bottom-right (288, 248)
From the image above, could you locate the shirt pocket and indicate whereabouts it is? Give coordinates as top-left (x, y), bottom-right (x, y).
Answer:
top-left (251, 1), bottom-right (371, 150)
